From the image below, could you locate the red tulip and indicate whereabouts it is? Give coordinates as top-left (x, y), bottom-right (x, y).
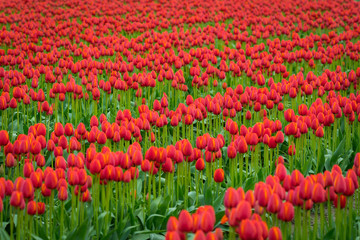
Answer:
top-left (237, 219), bottom-right (258, 240)
top-left (224, 187), bottom-right (239, 209)
top-left (334, 175), bottom-right (346, 194)
top-left (194, 230), bottom-right (206, 240)
top-left (214, 169), bottom-right (224, 183)
top-left (21, 179), bottom-right (34, 199)
top-left (267, 193), bottom-right (282, 213)
top-left (54, 123), bottom-right (64, 137)
top-left (45, 170), bottom-right (58, 190)
top-left (165, 231), bottom-right (181, 240)
top-left (268, 227), bottom-right (282, 240)
top-left (199, 210), bottom-right (215, 233)
top-left (0, 130), bottom-right (9, 146)
top-left (195, 158), bottom-right (205, 171)
top-left (58, 186), bottom-right (68, 201)
top-left (178, 210), bottom-right (193, 232)
top-left (333, 194), bottom-right (347, 209)
top-left (5, 153), bottom-right (16, 168)
top-left (278, 201), bottom-right (294, 222)
top-left (235, 200), bottom-right (252, 221)
top-left (166, 216), bottom-right (178, 232)
top-left (10, 191), bottom-right (23, 207)
top-left (291, 170), bottom-right (304, 187)
top-left (312, 183), bottom-right (326, 203)
top-left (275, 164), bottom-right (287, 181)
top-left (344, 177), bottom-right (355, 196)
top-left (37, 202), bottom-right (46, 215)
top-left (27, 200), bottom-right (37, 215)
top-left (299, 178), bottom-right (313, 200)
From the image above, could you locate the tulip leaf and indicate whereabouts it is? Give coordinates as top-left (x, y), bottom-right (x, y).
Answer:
top-left (0, 228), bottom-right (9, 240)
top-left (66, 218), bottom-right (95, 240)
top-left (158, 195), bottom-right (170, 215)
top-left (132, 233), bottom-right (150, 240)
top-left (188, 191), bottom-right (197, 202)
top-left (316, 145), bottom-right (326, 173)
top-left (136, 208), bottom-right (145, 228)
top-left (324, 228), bottom-right (335, 239)
top-left (149, 196), bottom-right (162, 215)
top-left (204, 187), bottom-right (213, 205)
top-left (119, 224), bottom-right (138, 240)
top-left (243, 175), bottom-right (256, 192)
top-left (213, 194), bottom-right (224, 211)
top-left (145, 214), bottom-right (165, 229)
top-left (150, 233), bottom-right (165, 240)
top-left (31, 234), bottom-right (45, 240)
top-left (325, 138), bottom-right (345, 170)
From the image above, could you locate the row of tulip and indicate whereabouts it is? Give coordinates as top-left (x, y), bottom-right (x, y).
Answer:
top-left (166, 154), bottom-right (360, 240)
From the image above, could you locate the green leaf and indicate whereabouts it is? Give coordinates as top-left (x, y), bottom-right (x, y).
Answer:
top-left (323, 228), bottom-right (335, 239)
top-left (149, 196), bottom-right (162, 215)
top-left (132, 233), bottom-right (150, 240)
top-left (66, 218), bottom-right (95, 240)
top-left (158, 195), bottom-right (170, 216)
top-left (0, 228), bottom-right (10, 240)
top-left (213, 194), bottom-right (224, 211)
top-left (150, 233), bottom-right (165, 240)
top-left (316, 145), bottom-right (325, 173)
top-left (101, 228), bottom-right (118, 240)
top-left (188, 191), bottom-right (197, 202)
top-left (119, 225), bottom-right (138, 240)
top-left (136, 208), bottom-right (145, 228)
top-left (325, 138), bottom-right (345, 170)
top-left (243, 176), bottom-right (256, 192)
top-left (145, 214), bottom-right (165, 229)
top-left (204, 187), bottom-right (213, 205)
top-left (31, 234), bottom-right (45, 240)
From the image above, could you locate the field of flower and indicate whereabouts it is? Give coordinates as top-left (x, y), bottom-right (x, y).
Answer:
top-left (0, 0), bottom-right (360, 239)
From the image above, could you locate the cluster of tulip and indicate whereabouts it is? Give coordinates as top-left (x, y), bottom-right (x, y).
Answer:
top-left (1, 0), bottom-right (360, 238)
top-left (166, 154), bottom-right (360, 239)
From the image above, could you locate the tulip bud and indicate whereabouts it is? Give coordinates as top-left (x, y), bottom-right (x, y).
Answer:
top-left (224, 187), bottom-right (239, 209)
top-left (44, 171), bottom-right (58, 190)
top-left (194, 230), bottom-right (206, 240)
top-left (278, 201), bottom-right (294, 222)
top-left (195, 158), bottom-right (205, 171)
top-left (178, 210), bottom-right (193, 232)
top-left (237, 219), bottom-right (258, 240)
top-left (334, 175), bottom-right (346, 194)
top-left (0, 130), bottom-right (9, 146)
top-left (214, 169), bottom-right (224, 183)
top-left (21, 178), bottom-right (34, 199)
top-left (268, 227), bottom-right (282, 240)
top-left (58, 186), bottom-right (68, 201)
top-left (333, 194), bottom-right (347, 209)
top-left (344, 177), bottom-right (355, 196)
top-left (235, 200), bottom-right (252, 221)
top-left (54, 123), bottom-right (64, 137)
top-left (312, 183), bottom-right (326, 203)
top-left (257, 186), bottom-right (270, 207)
top-left (166, 216), bottom-right (178, 232)
top-left (299, 178), bottom-right (313, 200)
top-left (10, 191), bottom-right (23, 207)
top-left (27, 200), bottom-right (37, 215)
top-left (291, 170), bottom-right (304, 187)
top-left (275, 164), bottom-right (287, 181)
top-left (165, 231), bottom-right (181, 240)
top-left (37, 202), bottom-right (45, 215)
top-left (199, 210), bottom-right (215, 233)
top-left (267, 193), bottom-right (282, 214)
top-left (5, 153), bottom-right (16, 168)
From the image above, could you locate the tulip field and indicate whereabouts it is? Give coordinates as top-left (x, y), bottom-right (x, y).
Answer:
top-left (1, 0), bottom-right (360, 239)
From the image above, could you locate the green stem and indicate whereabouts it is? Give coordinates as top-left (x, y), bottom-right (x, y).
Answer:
top-left (320, 203), bottom-right (325, 238)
